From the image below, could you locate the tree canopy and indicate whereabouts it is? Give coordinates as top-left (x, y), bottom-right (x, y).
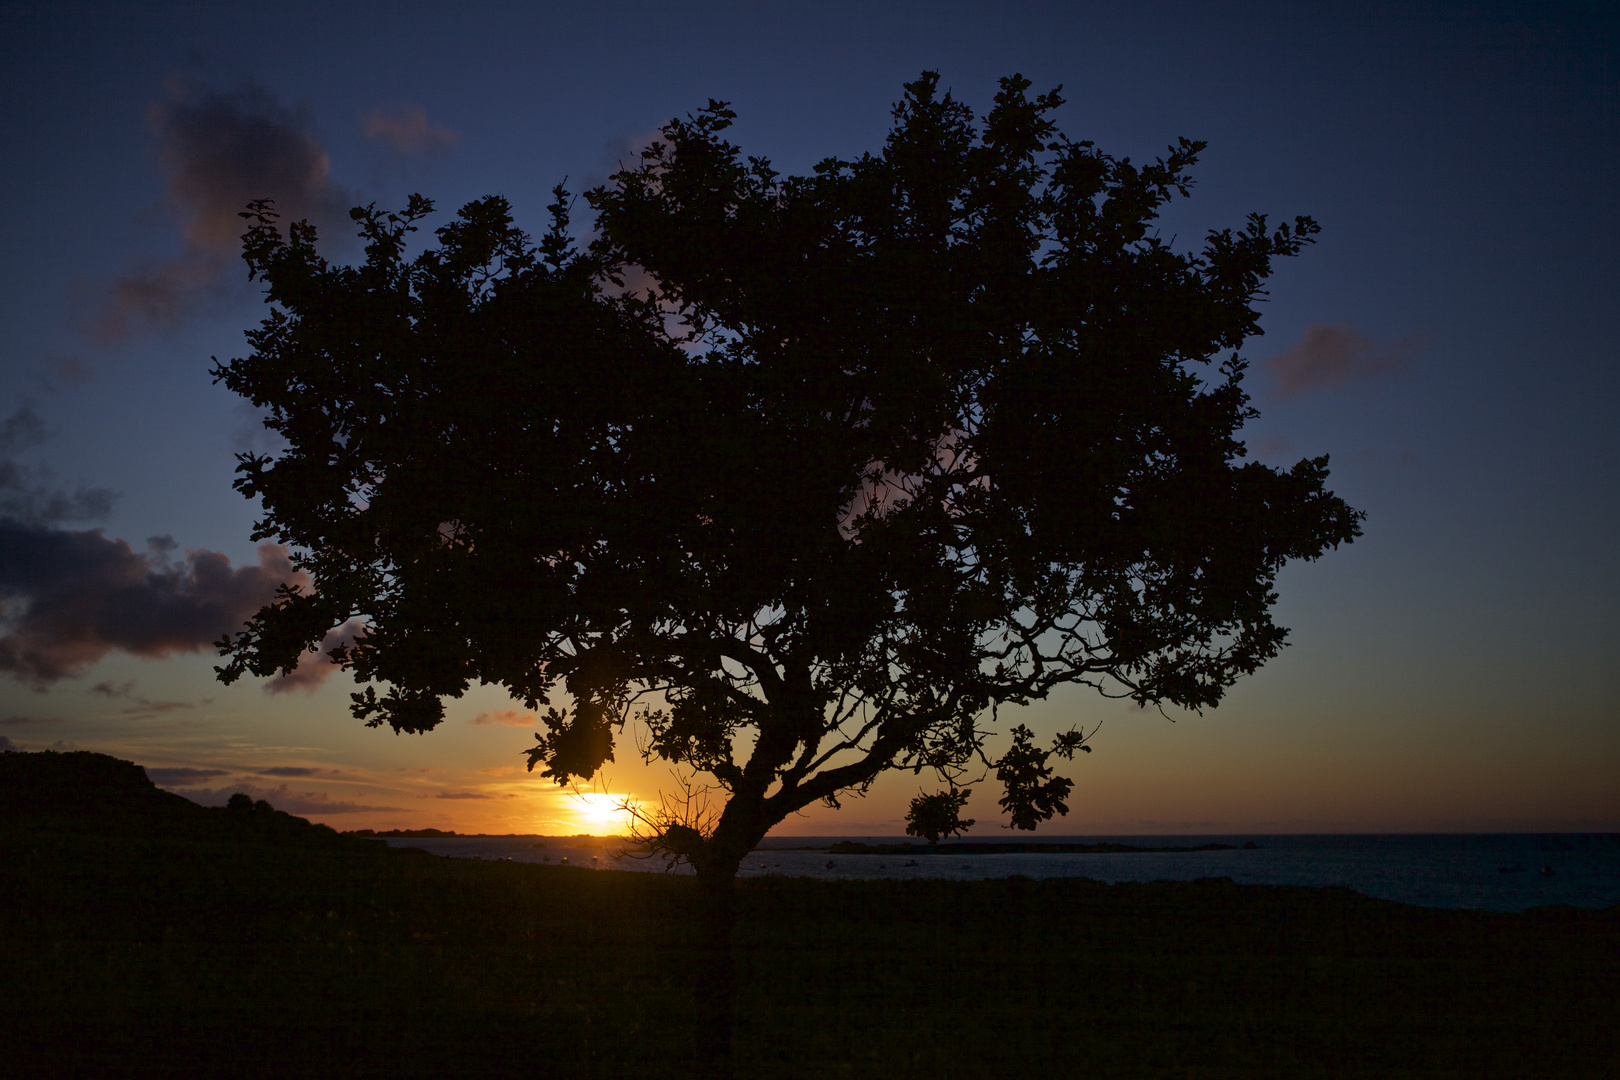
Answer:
top-left (214, 72), bottom-right (1361, 886)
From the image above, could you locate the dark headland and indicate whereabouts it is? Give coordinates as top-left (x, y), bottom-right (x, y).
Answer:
top-left (3, 750), bottom-right (1614, 1078)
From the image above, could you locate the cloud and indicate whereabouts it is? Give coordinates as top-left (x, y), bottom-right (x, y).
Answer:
top-left (94, 77), bottom-right (352, 342)
top-left (435, 790), bottom-right (493, 800)
top-left (37, 356), bottom-right (93, 392)
top-left (146, 766), bottom-right (228, 786)
top-left (1248, 437), bottom-right (1294, 460)
top-left (471, 709), bottom-right (538, 727)
top-left (175, 781), bottom-right (398, 815)
top-left (257, 766), bottom-right (322, 777)
top-left (0, 519), bottom-right (304, 687)
top-left (94, 685), bottom-right (212, 718)
top-left (1, 715), bottom-right (64, 726)
top-left (118, 699), bottom-right (194, 716)
top-left (361, 105), bottom-right (457, 154)
top-left (0, 467), bottom-right (117, 525)
top-left (230, 402), bottom-right (289, 456)
top-left (580, 128), bottom-right (666, 193)
top-left (1266, 322), bottom-right (1427, 397)
top-left (263, 619), bottom-right (364, 694)
top-left (0, 406), bottom-right (118, 526)
top-left (477, 765), bottom-right (516, 776)
top-left (0, 735), bottom-right (14, 752)
top-left (0, 406), bottom-right (50, 452)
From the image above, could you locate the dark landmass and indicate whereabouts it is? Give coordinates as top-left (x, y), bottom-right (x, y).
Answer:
top-left (2, 750), bottom-right (1615, 1078)
top-left (826, 840), bottom-right (1239, 855)
top-left (0, 749), bottom-right (378, 850)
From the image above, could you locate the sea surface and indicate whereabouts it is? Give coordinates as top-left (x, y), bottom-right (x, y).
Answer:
top-left (380, 832), bottom-right (1620, 913)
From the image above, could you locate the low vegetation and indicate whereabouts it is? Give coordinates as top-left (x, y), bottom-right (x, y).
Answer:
top-left (2, 753), bottom-right (1615, 1077)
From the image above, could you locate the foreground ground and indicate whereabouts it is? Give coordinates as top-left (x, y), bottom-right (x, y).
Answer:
top-left (2, 758), bottom-right (1615, 1078)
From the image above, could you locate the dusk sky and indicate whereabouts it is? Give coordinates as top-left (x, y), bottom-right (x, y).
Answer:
top-left (1, 2), bottom-right (1614, 836)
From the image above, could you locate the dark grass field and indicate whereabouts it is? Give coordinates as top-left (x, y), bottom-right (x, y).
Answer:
top-left (4, 819), bottom-right (1617, 1079)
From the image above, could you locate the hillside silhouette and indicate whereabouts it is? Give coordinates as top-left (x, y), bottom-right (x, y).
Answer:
top-left (0, 749), bottom-right (368, 848)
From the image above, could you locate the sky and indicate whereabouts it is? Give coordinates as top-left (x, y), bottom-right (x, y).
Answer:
top-left (0, 1), bottom-right (1614, 837)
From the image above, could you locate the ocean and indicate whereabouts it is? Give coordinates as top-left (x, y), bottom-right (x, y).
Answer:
top-left (380, 832), bottom-right (1620, 913)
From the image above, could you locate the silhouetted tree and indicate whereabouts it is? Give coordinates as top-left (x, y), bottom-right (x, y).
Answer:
top-left (905, 787), bottom-right (975, 845)
top-left (214, 72), bottom-right (1361, 1067)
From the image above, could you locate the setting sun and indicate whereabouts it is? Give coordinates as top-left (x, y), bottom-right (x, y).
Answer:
top-left (568, 792), bottom-right (633, 835)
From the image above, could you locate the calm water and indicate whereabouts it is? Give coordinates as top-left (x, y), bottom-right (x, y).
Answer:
top-left (381, 833), bottom-right (1620, 913)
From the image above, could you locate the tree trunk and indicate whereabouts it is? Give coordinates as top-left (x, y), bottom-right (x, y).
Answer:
top-left (693, 864), bottom-right (738, 1077)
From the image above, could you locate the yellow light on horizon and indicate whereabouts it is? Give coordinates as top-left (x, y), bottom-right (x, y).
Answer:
top-left (569, 791), bottom-right (634, 836)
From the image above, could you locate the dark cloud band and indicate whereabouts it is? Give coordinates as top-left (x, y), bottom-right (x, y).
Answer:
top-left (0, 518), bottom-right (305, 687)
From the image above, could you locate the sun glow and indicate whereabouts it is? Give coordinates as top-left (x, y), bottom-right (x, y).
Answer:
top-left (568, 791), bottom-right (634, 835)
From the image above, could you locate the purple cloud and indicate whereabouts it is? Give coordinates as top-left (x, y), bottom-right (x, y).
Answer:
top-left (360, 105), bottom-right (457, 154)
top-left (0, 519), bottom-right (305, 687)
top-left (93, 77), bottom-right (351, 341)
top-left (1267, 322), bottom-right (1427, 397)
top-left (263, 619), bottom-right (364, 694)
top-left (257, 766), bottom-right (322, 777)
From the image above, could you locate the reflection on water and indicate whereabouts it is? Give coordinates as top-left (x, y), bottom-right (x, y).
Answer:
top-left (378, 833), bottom-right (1620, 913)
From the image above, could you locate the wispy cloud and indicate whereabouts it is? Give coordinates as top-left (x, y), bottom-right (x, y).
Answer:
top-left (117, 698), bottom-right (196, 717)
top-left (471, 709), bottom-right (537, 727)
top-left (360, 104), bottom-right (457, 154)
top-left (1267, 322), bottom-right (1427, 397)
top-left (93, 77), bottom-right (352, 342)
top-left (257, 766), bottom-right (323, 777)
top-left (435, 790), bottom-right (494, 800)
top-left (36, 356), bottom-right (93, 392)
top-left (146, 766), bottom-right (228, 786)
top-left (0, 405), bottom-right (118, 525)
top-left (0, 520), bottom-right (304, 687)
top-left (580, 128), bottom-right (666, 193)
top-left (1247, 437), bottom-right (1294, 460)
top-left (1, 406), bottom-right (50, 450)
top-left (229, 402), bottom-right (289, 457)
top-left (263, 619), bottom-right (364, 695)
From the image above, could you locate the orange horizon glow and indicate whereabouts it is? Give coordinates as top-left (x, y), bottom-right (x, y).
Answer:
top-left (563, 790), bottom-right (636, 836)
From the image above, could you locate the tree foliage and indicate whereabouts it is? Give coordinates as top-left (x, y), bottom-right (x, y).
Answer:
top-left (905, 788), bottom-right (975, 846)
top-left (214, 73), bottom-right (1361, 885)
